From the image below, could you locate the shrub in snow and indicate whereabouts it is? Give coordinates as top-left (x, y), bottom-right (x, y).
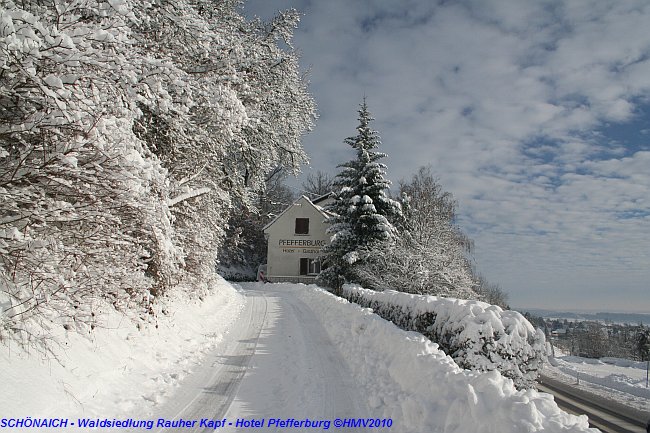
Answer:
top-left (342, 285), bottom-right (546, 389)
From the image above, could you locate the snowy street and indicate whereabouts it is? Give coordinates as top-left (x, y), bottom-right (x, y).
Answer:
top-left (143, 284), bottom-right (369, 432)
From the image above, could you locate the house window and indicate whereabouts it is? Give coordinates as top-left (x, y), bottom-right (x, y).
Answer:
top-left (300, 258), bottom-right (321, 275)
top-left (295, 218), bottom-right (309, 234)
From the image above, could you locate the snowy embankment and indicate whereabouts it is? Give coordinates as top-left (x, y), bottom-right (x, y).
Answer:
top-left (342, 284), bottom-right (546, 389)
top-left (0, 276), bottom-right (244, 420)
top-left (546, 355), bottom-right (650, 403)
top-left (291, 284), bottom-right (596, 433)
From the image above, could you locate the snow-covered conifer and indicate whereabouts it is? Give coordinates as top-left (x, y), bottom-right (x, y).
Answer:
top-left (318, 101), bottom-right (402, 292)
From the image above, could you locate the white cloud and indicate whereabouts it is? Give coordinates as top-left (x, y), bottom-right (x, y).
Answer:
top-left (245, 0), bottom-right (650, 312)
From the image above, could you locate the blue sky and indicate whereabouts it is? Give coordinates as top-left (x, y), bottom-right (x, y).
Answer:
top-left (244, 0), bottom-right (650, 313)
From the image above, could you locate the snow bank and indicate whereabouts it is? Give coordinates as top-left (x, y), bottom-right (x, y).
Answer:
top-left (291, 285), bottom-right (595, 433)
top-left (597, 357), bottom-right (647, 370)
top-left (552, 355), bottom-right (650, 399)
top-left (0, 276), bottom-right (244, 422)
top-left (342, 284), bottom-right (546, 389)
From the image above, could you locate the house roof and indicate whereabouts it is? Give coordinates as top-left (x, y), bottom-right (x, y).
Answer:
top-left (262, 195), bottom-right (332, 232)
top-left (311, 192), bottom-right (334, 205)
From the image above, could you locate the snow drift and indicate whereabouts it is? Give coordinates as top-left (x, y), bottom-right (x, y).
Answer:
top-left (342, 284), bottom-right (546, 389)
top-left (291, 284), bottom-right (595, 433)
top-left (551, 355), bottom-right (650, 400)
top-left (0, 276), bottom-right (244, 422)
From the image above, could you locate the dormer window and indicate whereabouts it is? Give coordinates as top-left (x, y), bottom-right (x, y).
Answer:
top-left (295, 218), bottom-right (309, 234)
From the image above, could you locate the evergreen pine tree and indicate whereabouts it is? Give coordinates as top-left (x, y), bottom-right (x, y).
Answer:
top-left (318, 100), bottom-right (402, 293)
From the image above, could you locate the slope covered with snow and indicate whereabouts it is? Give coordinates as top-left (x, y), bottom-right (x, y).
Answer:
top-left (0, 276), bottom-right (244, 422)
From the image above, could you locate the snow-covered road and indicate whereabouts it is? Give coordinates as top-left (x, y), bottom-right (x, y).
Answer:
top-left (144, 284), bottom-right (369, 432)
top-left (135, 285), bottom-right (266, 431)
top-left (538, 376), bottom-right (647, 433)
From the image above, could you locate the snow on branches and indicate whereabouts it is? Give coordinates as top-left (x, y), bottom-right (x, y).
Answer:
top-left (0, 0), bottom-right (172, 345)
top-left (356, 166), bottom-right (477, 298)
top-left (318, 100), bottom-right (402, 292)
top-left (0, 0), bottom-right (315, 347)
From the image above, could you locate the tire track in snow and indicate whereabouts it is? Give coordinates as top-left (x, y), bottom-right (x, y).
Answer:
top-left (137, 284), bottom-right (371, 433)
top-left (538, 375), bottom-right (647, 433)
top-left (135, 289), bottom-right (269, 433)
top-left (220, 284), bottom-right (370, 432)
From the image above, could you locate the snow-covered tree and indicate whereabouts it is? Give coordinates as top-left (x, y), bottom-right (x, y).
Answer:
top-left (0, 0), bottom-right (315, 346)
top-left (318, 101), bottom-right (402, 293)
top-left (397, 166), bottom-right (474, 295)
top-left (474, 274), bottom-right (510, 308)
top-left (354, 166), bottom-right (477, 298)
top-left (218, 168), bottom-right (295, 280)
top-left (128, 1), bottom-right (316, 287)
top-left (0, 0), bottom-right (180, 343)
top-left (636, 326), bottom-right (650, 361)
top-left (301, 170), bottom-right (334, 198)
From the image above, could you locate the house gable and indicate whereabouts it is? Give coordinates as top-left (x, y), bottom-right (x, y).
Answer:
top-left (263, 195), bottom-right (329, 233)
top-left (263, 195), bottom-right (331, 283)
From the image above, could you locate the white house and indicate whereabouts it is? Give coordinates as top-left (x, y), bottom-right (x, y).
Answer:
top-left (262, 193), bottom-right (333, 283)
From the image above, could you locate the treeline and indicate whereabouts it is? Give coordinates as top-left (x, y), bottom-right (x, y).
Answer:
top-left (0, 0), bottom-right (315, 344)
top-left (566, 323), bottom-right (650, 361)
top-left (526, 315), bottom-right (650, 361)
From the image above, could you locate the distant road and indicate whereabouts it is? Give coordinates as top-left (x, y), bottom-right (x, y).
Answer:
top-left (538, 374), bottom-right (649, 433)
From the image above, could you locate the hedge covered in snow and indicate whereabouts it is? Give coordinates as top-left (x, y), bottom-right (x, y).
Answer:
top-left (342, 285), bottom-right (546, 389)
top-left (295, 285), bottom-right (592, 433)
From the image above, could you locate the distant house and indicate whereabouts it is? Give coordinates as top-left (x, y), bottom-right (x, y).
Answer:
top-left (262, 193), bottom-right (333, 283)
top-left (550, 328), bottom-right (568, 338)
